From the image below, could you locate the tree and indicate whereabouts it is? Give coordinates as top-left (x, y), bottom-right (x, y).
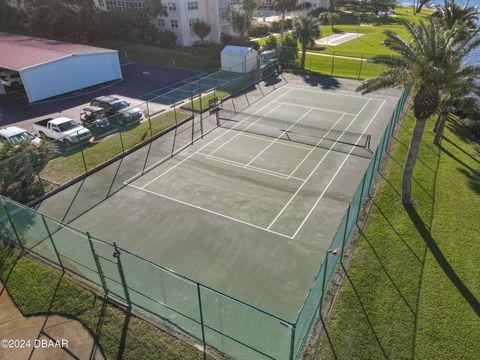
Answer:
top-left (264, 33), bottom-right (278, 51)
top-left (143, 0), bottom-right (167, 22)
top-left (193, 20), bottom-right (212, 43)
top-left (293, 15), bottom-right (320, 69)
top-left (357, 19), bottom-right (454, 206)
top-left (0, 140), bottom-right (55, 203)
top-left (431, 0), bottom-right (480, 145)
top-left (274, 0), bottom-right (296, 37)
top-left (327, 12), bottom-right (340, 31)
top-left (226, 0), bottom-right (259, 39)
top-left (278, 32), bottom-right (298, 65)
top-left (433, 0), bottom-right (479, 38)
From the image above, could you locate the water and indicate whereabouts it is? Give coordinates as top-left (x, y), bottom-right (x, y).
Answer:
top-left (399, 1), bottom-right (480, 66)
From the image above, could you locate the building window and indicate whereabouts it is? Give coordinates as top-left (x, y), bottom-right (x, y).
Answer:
top-left (168, 2), bottom-right (176, 11)
top-left (188, 1), bottom-right (198, 10)
top-left (189, 18), bottom-right (200, 27)
top-left (170, 19), bottom-right (179, 28)
top-left (157, 18), bottom-right (165, 28)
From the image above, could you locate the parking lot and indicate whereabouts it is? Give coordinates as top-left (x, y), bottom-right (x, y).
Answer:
top-left (0, 61), bottom-right (204, 132)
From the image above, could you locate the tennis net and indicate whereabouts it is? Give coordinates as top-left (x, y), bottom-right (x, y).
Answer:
top-left (216, 108), bottom-right (373, 158)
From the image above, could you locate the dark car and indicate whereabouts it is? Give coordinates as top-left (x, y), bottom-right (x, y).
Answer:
top-left (90, 96), bottom-right (143, 127)
top-left (80, 106), bottom-right (110, 133)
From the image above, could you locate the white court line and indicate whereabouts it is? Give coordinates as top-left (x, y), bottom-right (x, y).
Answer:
top-left (288, 113), bottom-right (347, 178)
top-left (207, 102), bottom-right (285, 157)
top-left (127, 184), bottom-right (294, 240)
top-left (238, 133), bottom-right (312, 151)
top-left (198, 152), bottom-right (306, 182)
top-left (267, 98), bottom-right (374, 231)
top-left (290, 99), bottom-right (386, 239)
top-left (140, 88), bottom-right (294, 189)
top-left (246, 107), bottom-right (315, 167)
top-left (272, 100), bottom-right (356, 117)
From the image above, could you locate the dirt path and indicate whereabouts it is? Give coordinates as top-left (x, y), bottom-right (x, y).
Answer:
top-left (0, 282), bottom-right (104, 360)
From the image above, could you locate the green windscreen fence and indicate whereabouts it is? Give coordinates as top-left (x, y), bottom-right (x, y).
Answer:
top-left (0, 81), bottom-right (409, 360)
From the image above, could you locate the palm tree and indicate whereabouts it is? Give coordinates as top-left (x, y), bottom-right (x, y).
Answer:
top-left (357, 19), bottom-right (454, 206)
top-left (433, 61), bottom-right (480, 146)
top-left (274, 0), bottom-right (296, 37)
top-left (293, 15), bottom-right (320, 69)
top-left (431, 0), bottom-right (480, 145)
top-left (434, 0), bottom-right (479, 37)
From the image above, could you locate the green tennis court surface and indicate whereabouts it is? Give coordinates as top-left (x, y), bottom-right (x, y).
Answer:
top-left (37, 80), bottom-right (401, 322)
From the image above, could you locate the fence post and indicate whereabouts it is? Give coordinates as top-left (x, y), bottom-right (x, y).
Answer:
top-left (289, 324), bottom-right (297, 360)
top-left (113, 242), bottom-right (131, 307)
top-left (1, 198), bottom-right (24, 250)
top-left (196, 283), bottom-right (207, 360)
top-left (358, 53), bottom-right (364, 80)
top-left (87, 232), bottom-right (108, 296)
top-left (320, 251), bottom-right (329, 310)
top-left (330, 50), bottom-right (335, 76)
top-left (118, 130), bottom-right (125, 155)
top-left (357, 173), bottom-right (367, 216)
top-left (341, 206), bottom-right (350, 261)
top-left (80, 149), bottom-right (88, 173)
top-left (146, 102), bottom-right (153, 139)
top-left (41, 215), bottom-right (64, 272)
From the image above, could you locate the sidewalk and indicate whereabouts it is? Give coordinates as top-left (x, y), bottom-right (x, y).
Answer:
top-left (0, 282), bottom-right (104, 360)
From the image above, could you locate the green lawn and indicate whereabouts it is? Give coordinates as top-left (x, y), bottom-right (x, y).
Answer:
top-left (182, 90), bottom-right (229, 112)
top-left (303, 53), bottom-right (388, 80)
top-left (314, 6), bottom-right (433, 58)
top-left (40, 109), bottom-right (191, 184)
top-left (93, 41), bottom-right (222, 73)
top-left (0, 245), bottom-right (206, 360)
top-left (316, 111), bottom-right (480, 359)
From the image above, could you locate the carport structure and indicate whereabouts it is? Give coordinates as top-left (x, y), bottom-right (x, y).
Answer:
top-left (0, 33), bottom-right (122, 103)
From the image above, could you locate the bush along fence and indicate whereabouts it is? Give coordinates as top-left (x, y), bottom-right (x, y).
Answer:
top-left (0, 82), bottom-right (410, 360)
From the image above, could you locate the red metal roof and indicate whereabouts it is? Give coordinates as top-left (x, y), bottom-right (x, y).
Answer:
top-left (0, 33), bottom-right (116, 72)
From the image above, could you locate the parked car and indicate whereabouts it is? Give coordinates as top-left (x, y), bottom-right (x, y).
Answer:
top-left (0, 126), bottom-right (41, 147)
top-left (90, 96), bottom-right (143, 127)
top-left (0, 70), bottom-right (22, 89)
top-left (33, 117), bottom-right (92, 147)
top-left (80, 106), bottom-right (111, 133)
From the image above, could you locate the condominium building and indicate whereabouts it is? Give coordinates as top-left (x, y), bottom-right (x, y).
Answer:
top-left (94, 0), bottom-right (233, 46)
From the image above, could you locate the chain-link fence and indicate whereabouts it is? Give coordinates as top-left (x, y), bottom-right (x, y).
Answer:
top-left (275, 47), bottom-right (389, 80)
top-left (0, 59), bottom-right (410, 360)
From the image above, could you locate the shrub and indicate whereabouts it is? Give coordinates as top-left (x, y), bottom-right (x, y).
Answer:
top-left (156, 30), bottom-right (177, 48)
top-left (248, 21), bottom-right (270, 37)
top-left (264, 33), bottom-right (278, 51)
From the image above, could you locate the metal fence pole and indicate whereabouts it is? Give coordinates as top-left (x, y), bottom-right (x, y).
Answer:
top-left (113, 242), bottom-right (131, 307)
top-left (80, 149), bottom-right (88, 173)
top-left (41, 215), bottom-right (64, 272)
top-left (196, 283), bottom-right (207, 360)
top-left (289, 324), bottom-right (297, 360)
top-left (341, 206), bottom-right (351, 261)
top-left (330, 50), bottom-right (335, 76)
top-left (1, 199), bottom-right (24, 250)
top-left (118, 130), bottom-right (125, 155)
top-left (357, 173), bottom-right (367, 216)
top-left (87, 232), bottom-right (108, 296)
top-left (146, 102), bottom-right (153, 139)
top-left (320, 252), bottom-right (329, 310)
top-left (358, 53), bottom-right (364, 80)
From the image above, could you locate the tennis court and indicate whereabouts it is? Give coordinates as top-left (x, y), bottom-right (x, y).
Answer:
top-left (11, 74), bottom-right (408, 359)
top-left (34, 80), bottom-right (400, 323)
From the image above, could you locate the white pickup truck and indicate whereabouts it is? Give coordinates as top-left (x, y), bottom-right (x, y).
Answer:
top-left (33, 117), bottom-right (92, 147)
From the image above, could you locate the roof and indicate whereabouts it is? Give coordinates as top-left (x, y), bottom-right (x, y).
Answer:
top-left (0, 33), bottom-right (117, 72)
top-left (221, 45), bottom-right (258, 56)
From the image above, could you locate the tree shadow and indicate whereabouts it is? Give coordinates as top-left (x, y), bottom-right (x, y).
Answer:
top-left (458, 168), bottom-right (480, 195)
top-left (439, 145), bottom-right (480, 178)
top-left (442, 137), bottom-right (480, 165)
top-left (405, 205), bottom-right (480, 317)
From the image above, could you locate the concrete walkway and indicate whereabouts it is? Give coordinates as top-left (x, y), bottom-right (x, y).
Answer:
top-left (0, 283), bottom-right (104, 360)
